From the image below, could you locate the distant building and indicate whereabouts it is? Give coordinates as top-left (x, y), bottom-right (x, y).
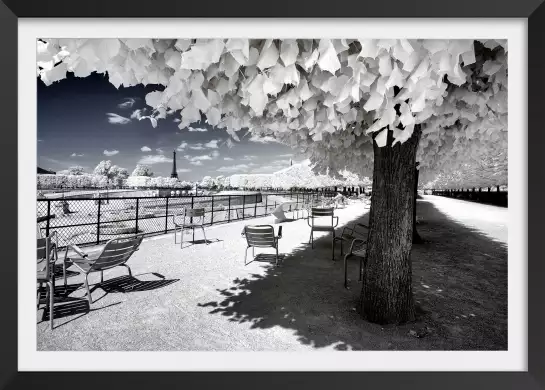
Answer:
top-left (37, 167), bottom-right (55, 174)
top-left (170, 150), bottom-right (178, 179)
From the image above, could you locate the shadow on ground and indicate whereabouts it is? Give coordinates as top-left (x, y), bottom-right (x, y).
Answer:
top-left (198, 200), bottom-right (507, 350)
top-left (38, 273), bottom-right (179, 329)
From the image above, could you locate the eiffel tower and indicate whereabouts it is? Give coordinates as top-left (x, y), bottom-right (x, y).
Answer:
top-left (170, 150), bottom-right (178, 179)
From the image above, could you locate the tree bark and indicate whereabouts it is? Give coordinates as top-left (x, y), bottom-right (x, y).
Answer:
top-left (361, 126), bottom-right (421, 324)
top-left (412, 163), bottom-right (424, 244)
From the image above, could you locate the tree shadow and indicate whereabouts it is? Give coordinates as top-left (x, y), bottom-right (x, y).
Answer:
top-left (197, 199), bottom-right (507, 350)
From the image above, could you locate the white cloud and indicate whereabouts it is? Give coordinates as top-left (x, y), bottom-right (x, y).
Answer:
top-left (248, 135), bottom-right (282, 144)
top-left (189, 144), bottom-right (205, 150)
top-left (138, 154), bottom-right (173, 165)
top-left (131, 109), bottom-right (144, 120)
top-left (177, 142), bottom-right (188, 151)
top-left (173, 118), bottom-right (181, 123)
top-left (156, 148), bottom-right (164, 154)
top-left (224, 157), bottom-right (234, 161)
top-left (278, 154), bottom-right (293, 157)
top-left (118, 98), bottom-right (136, 109)
top-left (191, 155), bottom-right (213, 161)
top-left (177, 168), bottom-right (192, 173)
top-left (70, 153), bottom-right (84, 157)
top-left (190, 160), bottom-right (203, 166)
top-left (140, 146), bottom-right (151, 152)
top-left (204, 139), bottom-right (220, 149)
top-left (242, 155), bottom-right (257, 161)
top-left (103, 150), bottom-right (119, 156)
top-left (217, 164), bottom-right (250, 173)
top-left (211, 150), bottom-right (220, 158)
top-left (106, 113), bottom-right (131, 125)
top-left (188, 126), bottom-right (208, 132)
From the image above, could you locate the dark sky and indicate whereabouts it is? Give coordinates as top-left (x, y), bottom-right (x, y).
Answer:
top-left (37, 72), bottom-right (299, 181)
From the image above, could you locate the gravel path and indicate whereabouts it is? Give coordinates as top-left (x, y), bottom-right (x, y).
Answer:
top-left (37, 196), bottom-right (507, 351)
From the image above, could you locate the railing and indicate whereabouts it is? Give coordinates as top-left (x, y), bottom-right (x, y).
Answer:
top-left (36, 191), bottom-right (336, 249)
top-left (431, 188), bottom-right (508, 207)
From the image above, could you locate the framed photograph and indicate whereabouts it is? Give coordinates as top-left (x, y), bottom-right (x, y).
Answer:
top-left (1, 0), bottom-right (541, 388)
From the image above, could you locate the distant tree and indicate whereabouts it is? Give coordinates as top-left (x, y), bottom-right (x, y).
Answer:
top-left (58, 166), bottom-right (85, 175)
top-left (131, 164), bottom-right (154, 177)
top-left (94, 160), bottom-right (128, 186)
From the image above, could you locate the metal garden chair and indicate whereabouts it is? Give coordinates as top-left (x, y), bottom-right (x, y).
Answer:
top-left (307, 207), bottom-right (339, 261)
top-left (343, 237), bottom-right (368, 289)
top-left (37, 232), bottom-right (58, 329)
top-left (241, 225), bottom-right (283, 265)
top-left (173, 208), bottom-right (209, 248)
top-left (62, 234), bottom-right (144, 304)
top-left (334, 222), bottom-right (369, 257)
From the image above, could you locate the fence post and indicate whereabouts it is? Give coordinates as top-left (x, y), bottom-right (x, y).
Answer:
top-left (96, 199), bottom-right (101, 244)
top-left (45, 200), bottom-right (51, 238)
top-left (164, 197), bottom-right (169, 234)
top-left (228, 196), bottom-right (231, 222)
top-left (242, 194), bottom-right (246, 220)
top-left (135, 198), bottom-right (139, 234)
top-left (264, 194), bottom-right (268, 216)
top-left (191, 196), bottom-right (195, 242)
top-left (211, 196), bottom-right (214, 225)
top-left (254, 196), bottom-right (257, 217)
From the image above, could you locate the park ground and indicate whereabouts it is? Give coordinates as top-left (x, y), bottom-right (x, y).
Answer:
top-left (37, 195), bottom-right (507, 351)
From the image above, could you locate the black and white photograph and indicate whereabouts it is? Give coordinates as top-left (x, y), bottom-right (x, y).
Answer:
top-left (34, 36), bottom-right (510, 353)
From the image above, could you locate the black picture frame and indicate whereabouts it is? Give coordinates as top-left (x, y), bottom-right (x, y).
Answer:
top-left (0, 1), bottom-right (540, 389)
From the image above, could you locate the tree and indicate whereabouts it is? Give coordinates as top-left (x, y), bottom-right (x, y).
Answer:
top-left (93, 160), bottom-right (128, 186)
top-left (131, 164), bottom-right (154, 177)
top-left (37, 38), bottom-right (507, 324)
top-left (58, 166), bottom-right (85, 175)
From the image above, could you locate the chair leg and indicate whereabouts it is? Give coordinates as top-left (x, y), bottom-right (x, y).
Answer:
top-left (201, 226), bottom-right (208, 244)
top-left (48, 281), bottom-right (54, 330)
top-left (276, 246), bottom-right (279, 266)
top-left (122, 264), bottom-right (132, 277)
top-left (359, 257), bottom-right (364, 282)
top-left (344, 254), bottom-right (349, 289)
top-left (37, 283), bottom-right (43, 309)
top-left (174, 227), bottom-right (177, 244)
top-left (84, 274), bottom-right (92, 305)
top-left (332, 233), bottom-right (335, 261)
top-left (63, 259), bottom-right (67, 286)
top-left (244, 246), bottom-right (249, 265)
top-left (100, 270), bottom-right (104, 283)
top-left (252, 247), bottom-right (255, 257)
top-left (180, 228), bottom-right (184, 249)
top-left (311, 231), bottom-right (314, 248)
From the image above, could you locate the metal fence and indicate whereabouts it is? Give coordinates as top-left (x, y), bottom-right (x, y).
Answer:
top-left (36, 191), bottom-right (335, 249)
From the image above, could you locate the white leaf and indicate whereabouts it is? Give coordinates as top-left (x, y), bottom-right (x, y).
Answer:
top-left (206, 107), bottom-right (222, 126)
top-left (192, 88), bottom-right (211, 112)
top-left (174, 39), bottom-right (192, 52)
top-left (317, 39), bottom-right (341, 75)
top-left (257, 40), bottom-right (279, 70)
top-left (358, 39), bottom-right (380, 59)
top-left (461, 50), bottom-right (476, 66)
top-left (363, 91), bottom-right (384, 112)
top-left (145, 91), bottom-right (163, 108)
top-left (280, 39), bottom-right (299, 66)
top-left (374, 128), bottom-right (388, 147)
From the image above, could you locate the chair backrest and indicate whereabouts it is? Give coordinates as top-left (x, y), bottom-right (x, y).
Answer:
top-left (310, 207), bottom-right (335, 227)
top-left (37, 236), bottom-right (52, 277)
top-left (244, 225), bottom-right (276, 248)
top-left (185, 208), bottom-right (205, 217)
top-left (93, 235), bottom-right (144, 271)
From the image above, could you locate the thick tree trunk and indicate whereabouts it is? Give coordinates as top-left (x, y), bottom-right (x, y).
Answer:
top-left (361, 126), bottom-right (421, 324)
top-left (412, 163), bottom-right (424, 244)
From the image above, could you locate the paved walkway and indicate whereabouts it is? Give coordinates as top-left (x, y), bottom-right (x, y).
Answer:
top-left (37, 196), bottom-right (507, 351)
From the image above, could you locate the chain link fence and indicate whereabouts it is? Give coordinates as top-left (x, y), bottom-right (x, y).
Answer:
top-left (36, 191), bottom-right (336, 248)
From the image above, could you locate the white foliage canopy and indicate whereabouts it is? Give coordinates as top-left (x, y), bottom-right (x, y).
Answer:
top-left (37, 38), bottom-right (507, 189)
